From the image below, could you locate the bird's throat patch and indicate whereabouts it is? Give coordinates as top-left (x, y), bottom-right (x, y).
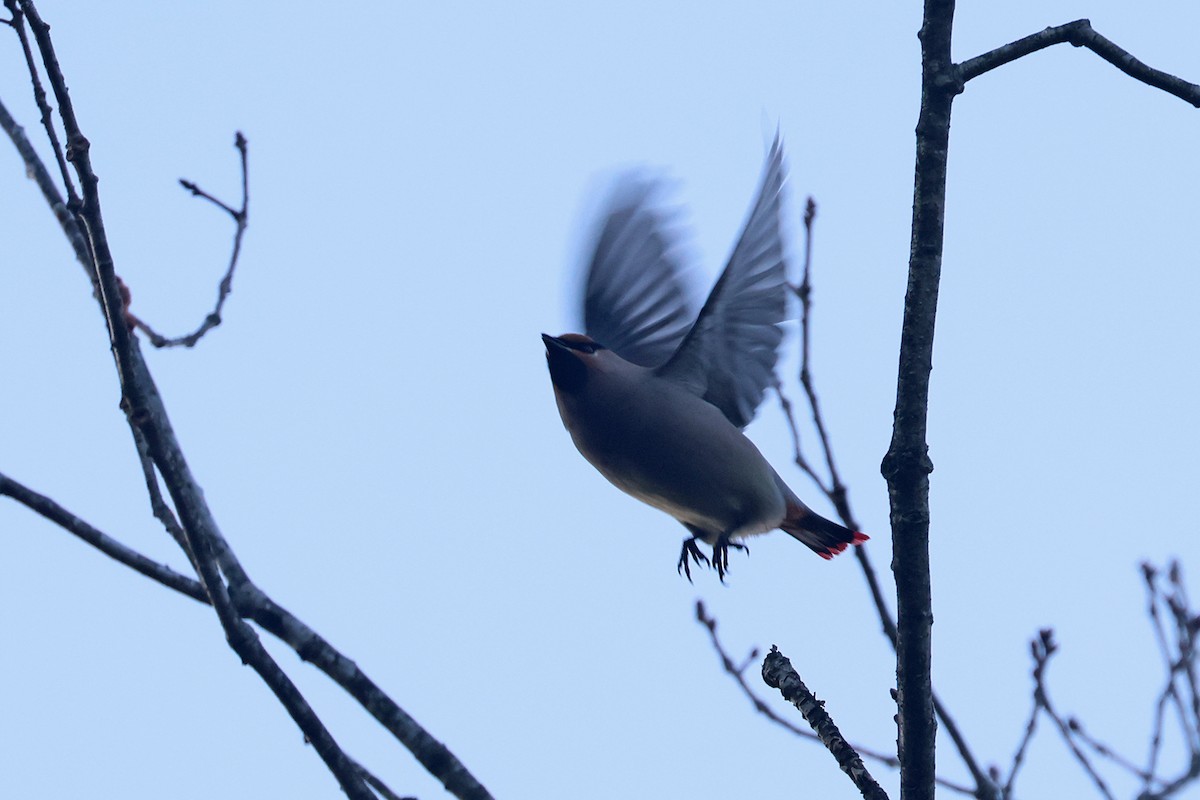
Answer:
top-left (545, 346), bottom-right (588, 394)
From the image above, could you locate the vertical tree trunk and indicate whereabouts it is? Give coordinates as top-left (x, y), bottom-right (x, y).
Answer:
top-left (884, 2), bottom-right (958, 799)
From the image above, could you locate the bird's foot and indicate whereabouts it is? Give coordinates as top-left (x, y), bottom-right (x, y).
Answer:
top-left (711, 535), bottom-right (749, 583)
top-left (677, 538), bottom-right (710, 583)
top-left (677, 535), bottom-right (748, 583)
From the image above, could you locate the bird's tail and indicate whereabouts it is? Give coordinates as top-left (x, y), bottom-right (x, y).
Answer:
top-left (780, 499), bottom-right (868, 559)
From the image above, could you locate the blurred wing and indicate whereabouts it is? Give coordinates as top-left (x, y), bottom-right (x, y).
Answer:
top-left (581, 178), bottom-right (697, 368)
top-left (657, 135), bottom-right (788, 428)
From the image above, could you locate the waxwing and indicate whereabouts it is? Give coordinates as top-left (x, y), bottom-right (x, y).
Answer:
top-left (544, 136), bottom-right (867, 579)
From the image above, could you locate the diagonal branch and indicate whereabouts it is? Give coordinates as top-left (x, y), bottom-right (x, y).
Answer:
top-left (4, 71), bottom-right (494, 800)
top-left (1, 466), bottom-right (493, 800)
top-left (0, 470), bottom-right (424, 800)
top-left (11, 3), bottom-right (381, 798)
top-left (695, 601), bottom-right (976, 796)
top-left (0, 470), bottom-right (207, 602)
top-left (3, 0), bottom-right (77, 207)
top-left (0, 96), bottom-right (90, 270)
top-left (762, 646), bottom-right (890, 800)
top-left (6, 14), bottom-right (496, 787)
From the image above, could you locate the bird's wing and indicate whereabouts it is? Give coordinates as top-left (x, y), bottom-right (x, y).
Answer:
top-left (656, 135), bottom-right (788, 429)
top-left (581, 178), bottom-right (698, 368)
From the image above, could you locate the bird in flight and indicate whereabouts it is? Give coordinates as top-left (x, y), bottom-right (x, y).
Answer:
top-left (543, 136), bottom-right (867, 580)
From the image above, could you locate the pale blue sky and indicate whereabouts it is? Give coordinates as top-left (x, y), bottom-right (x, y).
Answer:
top-left (2, 3), bottom-right (1198, 798)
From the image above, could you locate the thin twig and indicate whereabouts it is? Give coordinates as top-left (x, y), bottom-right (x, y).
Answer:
top-left (1166, 563), bottom-right (1200, 751)
top-left (1028, 629), bottom-right (1116, 800)
top-left (3, 0), bottom-right (77, 207)
top-left (133, 132), bottom-right (250, 348)
top-left (1138, 562), bottom-right (1200, 800)
top-left (775, 195), bottom-right (997, 799)
top-left (1067, 717), bottom-right (1155, 783)
top-left (130, 425), bottom-right (191, 553)
top-left (1144, 564), bottom-right (1174, 786)
top-left (776, 379), bottom-right (829, 493)
top-left (1004, 567), bottom-right (1200, 800)
top-left (794, 199), bottom-right (848, 508)
top-left (1003, 671), bottom-right (1040, 798)
top-left (1142, 561), bottom-right (1200, 796)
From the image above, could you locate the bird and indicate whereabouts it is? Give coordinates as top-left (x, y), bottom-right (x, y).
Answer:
top-left (543, 135), bottom-right (867, 580)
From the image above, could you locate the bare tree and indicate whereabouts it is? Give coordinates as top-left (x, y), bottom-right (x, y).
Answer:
top-left (2, 3), bottom-right (1196, 799)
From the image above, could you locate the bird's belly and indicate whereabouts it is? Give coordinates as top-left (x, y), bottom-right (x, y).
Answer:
top-left (616, 480), bottom-right (780, 542)
top-left (571, 407), bottom-right (785, 540)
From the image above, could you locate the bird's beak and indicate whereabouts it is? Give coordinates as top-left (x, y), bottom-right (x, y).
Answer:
top-left (542, 333), bottom-right (568, 352)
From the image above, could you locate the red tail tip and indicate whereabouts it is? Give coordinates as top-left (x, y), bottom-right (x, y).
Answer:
top-left (821, 533), bottom-right (867, 560)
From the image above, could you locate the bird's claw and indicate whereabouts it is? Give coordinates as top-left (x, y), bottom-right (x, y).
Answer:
top-left (711, 536), bottom-right (749, 583)
top-left (677, 535), bottom-right (748, 583)
top-left (677, 538), bottom-right (710, 583)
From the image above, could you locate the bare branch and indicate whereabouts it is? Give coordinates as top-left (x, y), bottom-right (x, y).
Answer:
top-left (1144, 563), bottom-right (1181, 788)
top-left (134, 132), bottom-right (250, 348)
top-left (11, 3), bottom-right (374, 796)
top-left (793, 198), bottom-right (849, 502)
top-left (778, 198), bottom-right (832, 494)
top-left (2, 463), bottom-right (493, 799)
top-left (775, 378), bottom-right (830, 493)
top-left (349, 757), bottom-right (418, 800)
top-left (0, 455), bottom-right (367, 798)
top-left (4, 32), bottom-right (495, 789)
top-left (1, 472), bottom-right (451, 800)
top-left (959, 19), bottom-right (1200, 107)
top-left (775, 195), bottom-right (997, 799)
top-left (1165, 564), bottom-right (1200, 751)
top-left (1028, 630), bottom-right (1116, 800)
top-left (1003, 668), bottom-right (1041, 798)
top-left (0, 470), bottom-right (207, 602)
top-left (3, 0), bottom-right (77, 207)
top-left (1068, 718), bottom-right (1155, 784)
top-left (885, 6), bottom-right (1200, 800)
top-left (695, 602), bottom-right (937, 776)
top-left (0, 95), bottom-right (90, 269)
top-left (1138, 562), bottom-right (1200, 800)
top-left (999, 566), bottom-right (1200, 799)
top-left (762, 646), bottom-right (890, 800)
top-left (129, 424), bottom-right (192, 554)
top-left (696, 601), bottom-right (981, 796)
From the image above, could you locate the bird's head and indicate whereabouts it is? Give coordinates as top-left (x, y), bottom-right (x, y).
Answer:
top-left (542, 333), bottom-right (609, 394)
